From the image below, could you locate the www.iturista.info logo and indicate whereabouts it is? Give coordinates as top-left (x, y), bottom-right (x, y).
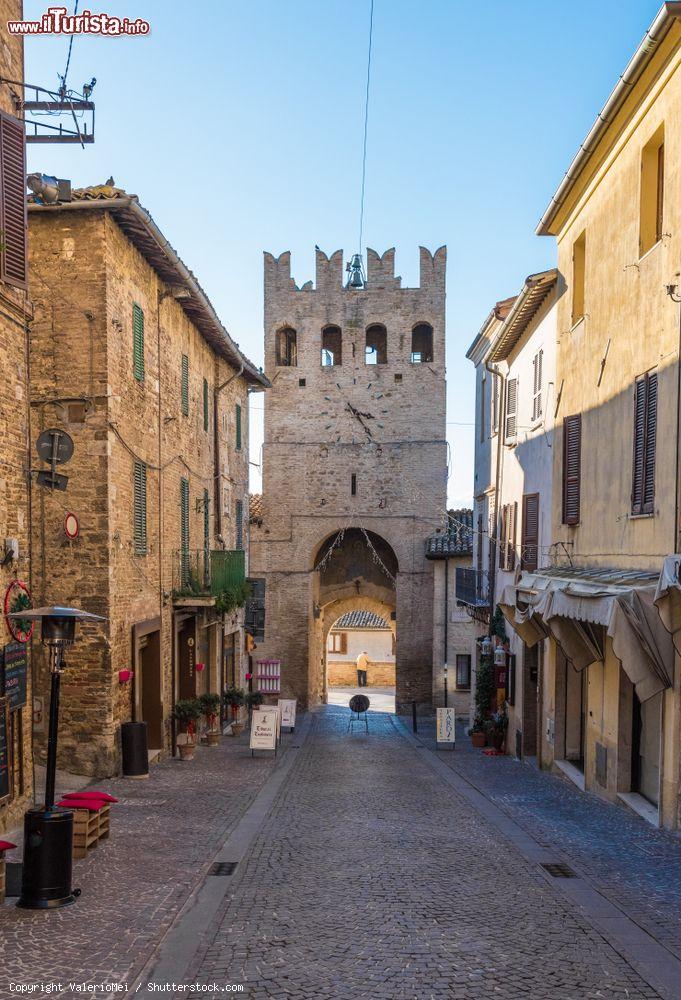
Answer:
top-left (7, 6), bottom-right (150, 35)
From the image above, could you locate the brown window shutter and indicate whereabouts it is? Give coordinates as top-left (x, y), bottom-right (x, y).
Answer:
top-left (508, 501), bottom-right (517, 570)
top-left (0, 111), bottom-right (26, 288)
top-left (632, 371), bottom-right (657, 515)
top-left (522, 493), bottom-right (539, 571)
top-left (340, 632), bottom-right (347, 654)
top-left (656, 142), bottom-right (665, 243)
top-left (499, 505), bottom-right (507, 571)
top-left (562, 414), bottom-right (582, 525)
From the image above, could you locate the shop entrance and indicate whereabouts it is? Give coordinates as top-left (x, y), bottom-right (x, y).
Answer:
top-left (564, 660), bottom-right (587, 772)
top-left (632, 691), bottom-right (662, 806)
top-left (133, 618), bottom-right (163, 751)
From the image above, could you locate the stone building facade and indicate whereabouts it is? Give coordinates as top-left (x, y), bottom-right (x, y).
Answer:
top-left (0, 0), bottom-right (31, 834)
top-left (250, 246), bottom-right (447, 714)
top-left (326, 610), bottom-right (396, 687)
top-left (28, 185), bottom-right (266, 776)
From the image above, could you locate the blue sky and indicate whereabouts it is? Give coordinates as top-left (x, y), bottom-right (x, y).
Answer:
top-left (22, 0), bottom-right (661, 505)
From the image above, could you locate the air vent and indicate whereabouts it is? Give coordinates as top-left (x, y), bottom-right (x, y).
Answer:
top-left (540, 862), bottom-right (577, 878)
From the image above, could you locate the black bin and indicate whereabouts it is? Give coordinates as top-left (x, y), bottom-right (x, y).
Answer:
top-left (17, 807), bottom-right (74, 909)
top-left (121, 721), bottom-right (149, 778)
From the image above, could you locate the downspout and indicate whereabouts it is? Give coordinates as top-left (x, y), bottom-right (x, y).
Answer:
top-left (214, 361), bottom-right (244, 544)
top-left (485, 356), bottom-right (506, 637)
top-left (443, 554), bottom-right (449, 696)
top-left (676, 296), bottom-right (681, 553)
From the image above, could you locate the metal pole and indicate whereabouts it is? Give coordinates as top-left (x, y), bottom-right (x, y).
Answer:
top-left (444, 666), bottom-right (448, 709)
top-left (412, 700), bottom-right (417, 734)
top-left (44, 647), bottom-right (63, 809)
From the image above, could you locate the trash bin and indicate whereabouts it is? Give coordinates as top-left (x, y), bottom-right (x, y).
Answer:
top-left (121, 721), bottom-right (149, 779)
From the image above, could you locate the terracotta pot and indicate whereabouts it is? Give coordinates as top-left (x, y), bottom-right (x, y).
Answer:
top-left (178, 742), bottom-right (196, 761)
top-left (470, 731), bottom-right (485, 748)
top-left (206, 731), bottom-right (220, 746)
top-left (231, 722), bottom-right (244, 737)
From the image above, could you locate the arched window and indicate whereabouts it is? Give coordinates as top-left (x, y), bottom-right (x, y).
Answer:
top-left (411, 323), bottom-right (433, 363)
top-left (365, 324), bottom-right (387, 365)
top-left (321, 325), bottom-right (342, 367)
top-left (276, 327), bottom-right (297, 366)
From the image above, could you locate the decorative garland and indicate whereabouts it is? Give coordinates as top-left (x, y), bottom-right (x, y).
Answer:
top-left (4, 580), bottom-right (34, 643)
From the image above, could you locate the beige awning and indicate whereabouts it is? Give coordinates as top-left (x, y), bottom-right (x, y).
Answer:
top-left (654, 555), bottom-right (681, 653)
top-left (501, 568), bottom-right (673, 702)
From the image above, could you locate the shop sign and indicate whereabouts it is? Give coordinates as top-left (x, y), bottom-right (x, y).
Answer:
top-left (278, 699), bottom-right (297, 730)
top-left (436, 707), bottom-right (456, 748)
top-left (250, 708), bottom-right (277, 752)
top-left (3, 642), bottom-right (28, 710)
top-left (0, 700), bottom-right (9, 803)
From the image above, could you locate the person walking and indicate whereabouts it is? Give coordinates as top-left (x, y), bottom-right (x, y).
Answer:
top-left (356, 650), bottom-right (369, 688)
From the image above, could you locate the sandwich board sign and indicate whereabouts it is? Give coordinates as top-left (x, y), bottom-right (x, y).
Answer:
top-left (278, 699), bottom-right (297, 732)
top-left (250, 708), bottom-right (278, 755)
top-left (436, 707), bottom-right (456, 750)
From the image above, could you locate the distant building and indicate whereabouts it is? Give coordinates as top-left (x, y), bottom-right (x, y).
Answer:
top-left (326, 610), bottom-right (395, 687)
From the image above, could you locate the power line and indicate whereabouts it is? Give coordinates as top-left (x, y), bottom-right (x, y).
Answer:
top-left (59, 0), bottom-right (79, 95)
top-left (357, 0), bottom-right (374, 255)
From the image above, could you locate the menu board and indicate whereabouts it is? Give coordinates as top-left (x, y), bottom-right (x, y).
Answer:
top-left (3, 642), bottom-right (27, 711)
top-left (0, 701), bottom-right (10, 803)
top-left (249, 708), bottom-right (278, 752)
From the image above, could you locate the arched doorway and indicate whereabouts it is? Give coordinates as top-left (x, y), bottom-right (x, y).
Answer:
top-left (325, 602), bottom-right (396, 713)
top-left (310, 528), bottom-right (398, 707)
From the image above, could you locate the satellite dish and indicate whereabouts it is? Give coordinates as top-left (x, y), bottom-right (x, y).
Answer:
top-left (35, 428), bottom-right (74, 465)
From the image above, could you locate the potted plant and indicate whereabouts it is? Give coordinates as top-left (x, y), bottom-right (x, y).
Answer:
top-left (487, 707), bottom-right (508, 751)
top-left (246, 690), bottom-right (264, 728)
top-left (224, 685), bottom-right (246, 736)
top-left (468, 716), bottom-right (486, 749)
top-left (473, 650), bottom-right (496, 745)
top-left (172, 698), bottom-right (202, 760)
top-left (199, 692), bottom-right (222, 746)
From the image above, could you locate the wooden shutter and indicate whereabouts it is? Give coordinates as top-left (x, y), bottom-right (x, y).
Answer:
top-left (340, 632), bottom-right (348, 654)
top-left (499, 505), bottom-right (508, 570)
top-left (532, 350), bottom-right (543, 421)
top-left (0, 112), bottom-right (26, 288)
top-left (505, 378), bottom-right (518, 439)
top-left (632, 371), bottom-right (657, 515)
top-left (181, 355), bottom-right (189, 416)
top-left (235, 498), bottom-right (243, 549)
top-left (133, 304), bottom-right (144, 381)
top-left (203, 378), bottom-right (209, 432)
top-left (133, 461), bottom-right (147, 554)
top-left (522, 493), bottom-right (539, 571)
top-left (562, 414), bottom-right (582, 525)
top-left (203, 487), bottom-right (210, 549)
top-left (235, 403), bottom-right (242, 450)
top-left (656, 142), bottom-right (665, 243)
top-left (507, 501), bottom-right (517, 571)
top-left (180, 477), bottom-right (189, 551)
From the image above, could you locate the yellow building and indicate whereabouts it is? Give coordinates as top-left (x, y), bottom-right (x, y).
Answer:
top-left (503, 3), bottom-right (681, 828)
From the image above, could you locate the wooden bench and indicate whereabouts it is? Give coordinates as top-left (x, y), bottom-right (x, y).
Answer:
top-left (58, 791), bottom-right (117, 860)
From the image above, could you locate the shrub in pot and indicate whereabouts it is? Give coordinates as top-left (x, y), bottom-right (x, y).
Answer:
top-left (199, 692), bottom-right (222, 746)
top-left (224, 685), bottom-right (246, 736)
top-left (246, 690), bottom-right (264, 728)
top-left (172, 698), bottom-right (202, 760)
top-left (468, 716), bottom-right (486, 749)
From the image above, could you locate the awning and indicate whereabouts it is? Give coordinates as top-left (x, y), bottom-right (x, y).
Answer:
top-left (654, 555), bottom-right (681, 653)
top-left (501, 567), bottom-right (673, 702)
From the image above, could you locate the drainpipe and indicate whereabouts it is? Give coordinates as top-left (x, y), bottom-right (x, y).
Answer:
top-left (443, 554), bottom-right (449, 706)
top-left (485, 356), bottom-right (506, 636)
top-left (213, 362), bottom-right (244, 545)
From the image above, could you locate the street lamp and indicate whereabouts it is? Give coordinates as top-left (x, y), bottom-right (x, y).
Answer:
top-left (9, 606), bottom-right (105, 909)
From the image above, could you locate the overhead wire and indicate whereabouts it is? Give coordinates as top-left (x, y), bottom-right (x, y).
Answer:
top-left (59, 0), bottom-right (79, 94)
top-left (357, 0), bottom-right (374, 255)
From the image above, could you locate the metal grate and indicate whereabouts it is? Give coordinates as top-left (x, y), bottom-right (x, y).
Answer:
top-left (208, 862), bottom-right (238, 876)
top-left (540, 862), bottom-right (577, 878)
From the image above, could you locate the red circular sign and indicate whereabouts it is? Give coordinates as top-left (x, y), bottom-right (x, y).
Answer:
top-left (64, 512), bottom-right (79, 540)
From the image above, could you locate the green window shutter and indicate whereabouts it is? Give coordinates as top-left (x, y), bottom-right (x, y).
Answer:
top-left (133, 461), bottom-right (147, 554)
top-left (235, 499), bottom-right (243, 549)
top-left (235, 403), bottom-right (242, 450)
top-left (133, 304), bottom-right (145, 381)
top-left (203, 488), bottom-right (210, 549)
top-left (181, 355), bottom-right (189, 416)
top-left (203, 378), bottom-right (209, 432)
top-left (180, 477), bottom-right (190, 552)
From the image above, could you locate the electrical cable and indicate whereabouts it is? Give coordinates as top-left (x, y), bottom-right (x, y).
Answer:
top-left (60, 0), bottom-right (79, 94)
top-left (357, 0), bottom-right (374, 255)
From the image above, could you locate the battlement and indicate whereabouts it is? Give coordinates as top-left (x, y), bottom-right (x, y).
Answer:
top-left (263, 246), bottom-right (446, 294)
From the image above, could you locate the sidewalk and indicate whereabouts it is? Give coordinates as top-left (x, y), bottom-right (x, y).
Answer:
top-left (408, 716), bottom-right (681, 962)
top-left (0, 725), bottom-right (296, 991)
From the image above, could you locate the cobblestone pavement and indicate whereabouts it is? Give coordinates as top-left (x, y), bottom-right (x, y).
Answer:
top-left (415, 716), bottom-right (681, 963)
top-left (0, 728), bottom-right (284, 991)
top-left (190, 706), bottom-right (661, 999)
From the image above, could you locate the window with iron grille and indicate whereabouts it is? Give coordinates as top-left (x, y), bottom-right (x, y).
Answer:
top-left (532, 349), bottom-right (543, 421)
top-left (133, 303), bottom-right (144, 382)
top-left (133, 460), bottom-right (147, 555)
top-left (455, 654), bottom-right (471, 690)
top-left (235, 403), bottom-right (242, 450)
top-left (562, 414), bottom-right (582, 525)
top-left (505, 378), bottom-right (518, 440)
top-left (631, 371), bottom-right (657, 515)
top-left (0, 111), bottom-right (27, 288)
top-left (180, 477), bottom-right (189, 552)
top-left (245, 578), bottom-right (266, 640)
top-left (235, 498), bottom-right (243, 549)
top-left (203, 378), bottom-right (209, 432)
top-left (181, 355), bottom-right (189, 416)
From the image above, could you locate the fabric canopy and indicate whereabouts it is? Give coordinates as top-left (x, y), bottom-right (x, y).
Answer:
top-left (654, 555), bottom-right (681, 654)
top-left (500, 569), bottom-right (673, 702)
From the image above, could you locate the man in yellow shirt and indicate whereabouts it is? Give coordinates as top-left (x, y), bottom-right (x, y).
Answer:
top-left (356, 650), bottom-right (369, 688)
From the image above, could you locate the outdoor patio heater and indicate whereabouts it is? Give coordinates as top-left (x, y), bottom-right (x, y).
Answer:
top-left (9, 606), bottom-right (105, 909)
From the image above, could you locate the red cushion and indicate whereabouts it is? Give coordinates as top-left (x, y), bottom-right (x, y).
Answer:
top-left (0, 840), bottom-right (16, 851)
top-left (63, 790), bottom-right (118, 803)
top-left (57, 798), bottom-right (105, 812)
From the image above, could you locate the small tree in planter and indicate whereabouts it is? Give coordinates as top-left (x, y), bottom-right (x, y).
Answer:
top-left (471, 652), bottom-right (495, 747)
top-left (485, 706), bottom-right (508, 751)
top-left (246, 690), bottom-right (264, 728)
top-left (199, 692), bottom-right (222, 746)
top-left (224, 686), bottom-right (246, 736)
top-left (172, 699), bottom-right (202, 760)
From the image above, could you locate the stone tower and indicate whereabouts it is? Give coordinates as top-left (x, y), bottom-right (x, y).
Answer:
top-left (250, 246), bottom-right (447, 713)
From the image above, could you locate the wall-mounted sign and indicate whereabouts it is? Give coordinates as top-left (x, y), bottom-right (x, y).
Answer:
top-left (278, 699), bottom-right (297, 732)
top-left (3, 642), bottom-right (27, 711)
top-left (64, 512), bottom-right (79, 540)
top-left (3, 581), bottom-right (34, 643)
top-left (249, 708), bottom-right (277, 753)
top-left (0, 700), bottom-right (9, 803)
top-left (436, 707), bottom-right (456, 750)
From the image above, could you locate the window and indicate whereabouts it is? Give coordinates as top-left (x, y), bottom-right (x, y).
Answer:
top-left (321, 325), bottom-right (342, 367)
top-left (499, 502), bottom-right (517, 571)
top-left (506, 654), bottom-right (516, 707)
top-left (235, 403), bottom-right (242, 450)
top-left (505, 378), bottom-right (518, 440)
top-left (235, 499), bottom-right (243, 549)
top-left (532, 349), bottom-right (543, 421)
top-left (181, 355), bottom-right (189, 416)
top-left (180, 477), bottom-right (189, 553)
top-left (351, 473), bottom-right (357, 496)
top-left (571, 231), bottom-right (586, 325)
top-left (455, 654), bottom-right (471, 690)
top-left (0, 111), bottom-right (27, 288)
top-left (276, 327), bottom-right (297, 366)
top-left (133, 461), bottom-right (147, 555)
top-left (640, 126), bottom-right (665, 255)
top-left (411, 323), bottom-right (433, 363)
top-left (479, 373), bottom-right (486, 442)
top-left (365, 324), bottom-right (387, 364)
top-left (328, 632), bottom-right (347, 653)
top-left (203, 378), bottom-right (209, 432)
top-left (245, 578), bottom-right (266, 640)
top-left (562, 414), bottom-right (582, 525)
top-left (133, 303), bottom-right (144, 382)
top-left (203, 488), bottom-right (210, 550)
top-left (521, 493), bottom-right (539, 571)
top-left (631, 371), bottom-right (657, 515)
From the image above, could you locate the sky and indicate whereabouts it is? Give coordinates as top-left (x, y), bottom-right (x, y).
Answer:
top-left (22, 0), bottom-right (662, 506)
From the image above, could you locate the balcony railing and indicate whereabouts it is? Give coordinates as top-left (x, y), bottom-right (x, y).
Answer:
top-left (455, 567), bottom-right (490, 609)
top-left (172, 549), bottom-right (246, 599)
